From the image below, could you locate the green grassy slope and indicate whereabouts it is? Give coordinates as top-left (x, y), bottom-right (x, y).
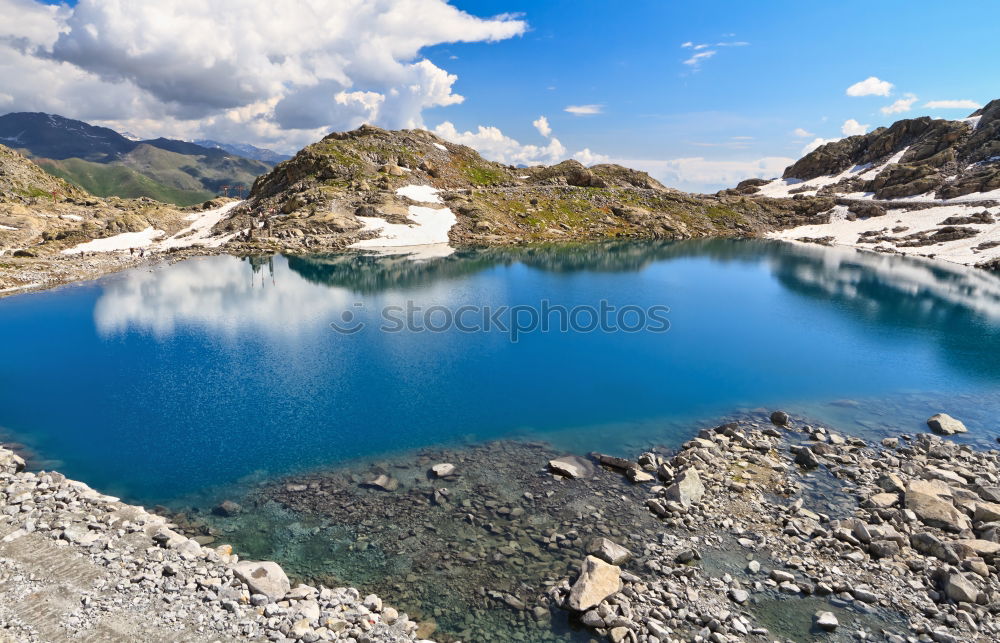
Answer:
top-left (37, 157), bottom-right (214, 206)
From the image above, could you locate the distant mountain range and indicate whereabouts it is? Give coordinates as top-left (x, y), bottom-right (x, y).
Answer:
top-left (194, 140), bottom-right (291, 164)
top-left (0, 112), bottom-right (283, 206)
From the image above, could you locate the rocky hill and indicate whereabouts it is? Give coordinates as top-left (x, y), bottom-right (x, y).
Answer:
top-left (779, 99), bottom-right (999, 200)
top-left (215, 125), bottom-right (826, 254)
top-left (0, 143), bottom-right (86, 203)
top-left (0, 112), bottom-right (273, 206)
top-left (0, 143), bottom-right (211, 269)
top-left (736, 100), bottom-right (1000, 269)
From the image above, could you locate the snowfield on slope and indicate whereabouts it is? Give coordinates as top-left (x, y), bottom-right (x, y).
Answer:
top-left (157, 201), bottom-right (243, 250)
top-left (769, 203), bottom-right (1000, 266)
top-left (350, 184), bottom-right (456, 251)
top-left (61, 201), bottom-right (244, 255)
top-left (62, 227), bottom-right (165, 254)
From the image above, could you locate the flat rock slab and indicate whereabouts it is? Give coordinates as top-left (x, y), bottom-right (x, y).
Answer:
top-left (567, 555), bottom-right (621, 611)
top-left (233, 560), bottom-right (291, 601)
top-left (927, 413), bottom-right (968, 435)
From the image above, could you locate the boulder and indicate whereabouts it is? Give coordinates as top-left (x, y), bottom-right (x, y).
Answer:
top-left (548, 456), bottom-right (591, 479)
top-left (567, 555), bottom-right (622, 611)
top-left (363, 474), bottom-right (399, 491)
top-left (430, 463), bottom-right (457, 478)
top-left (867, 492), bottom-right (900, 509)
top-left (213, 500), bottom-right (242, 517)
top-left (795, 447), bottom-right (820, 469)
top-left (665, 469), bottom-right (705, 507)
top-left (974, 501), bottom-right (1000, 523)
top-left (814, 611), bottom-right (838, 632)
top-left (625, 468), bottom-right (655, 483)
top-left (233, 561), bottom-right (291, 601)
top-left (927, 413), bottom-right (968, 435)
top-left (906, 488), bottom-right (970, 532)
top-left (587, 537), bottom-right (632, 565)
top-left (770, 410), bottom-right (790, 426)
top-left (955, 539), bottom-right (1000, 559)
top-left (943, 572), bottom-right (980, 604)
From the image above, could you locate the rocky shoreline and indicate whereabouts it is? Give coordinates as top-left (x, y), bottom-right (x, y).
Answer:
top-left (0, 446), bottom-right (431, 642)
top-left (4, 407), bottom-right (1000, 642)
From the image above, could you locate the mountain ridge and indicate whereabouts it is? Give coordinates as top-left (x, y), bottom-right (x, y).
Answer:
top-left (0, 112), bottom-right (273, 205)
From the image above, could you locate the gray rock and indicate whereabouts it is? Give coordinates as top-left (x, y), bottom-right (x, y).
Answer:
top-left (927, 413), bottom-right (968, 435)
top-left (795, 447), bottom-right (820, 469)
top-left (770, 410), bottom-right (790, 426)
top-left (814, 611), bottom-right (838, 632)
top-left (430, 463), bottom-right (456, 478)
top-left (548, 456), bottom-right (589, 479)
top-left (664, 469), bottom-right (705, 507)
top-left (567, 555), bottom-right (621, 611)
top-left (363, 474), bottom-right (399, 491)
top-left (213, 500), bottom-right (242, 517)
top-left (944, 572), bottom-right (980, 604)
top-left (587, 537), bottom-right (632, 565)
top-left (233, 561), bottom-right (291, 601)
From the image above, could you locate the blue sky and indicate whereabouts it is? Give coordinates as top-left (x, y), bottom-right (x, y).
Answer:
top-left (8, 0), bottom-right (999, 191)
top-left (418, 1), bottom-right (997, 187)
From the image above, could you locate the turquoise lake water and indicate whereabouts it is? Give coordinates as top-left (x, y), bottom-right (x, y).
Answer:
top-left (2, 239), bottom-right (999, 504)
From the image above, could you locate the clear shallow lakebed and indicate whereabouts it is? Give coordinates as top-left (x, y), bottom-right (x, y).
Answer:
top-left (1, 238), bottom-right (1000, 504)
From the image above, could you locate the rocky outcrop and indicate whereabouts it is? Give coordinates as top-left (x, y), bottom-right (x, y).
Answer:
top-left (776, 100), bottom-right (1000, 201)
top-left (212, 124), bottom-right (835, 254)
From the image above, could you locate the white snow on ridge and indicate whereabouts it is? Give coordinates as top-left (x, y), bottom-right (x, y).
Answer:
top-left (769, 203), bottom-right (1000, 267)
top-left (432, 143), bottom-right (448, 152)
top-left (756, 147), bottom-right (910, 199)
top-left (395, 184), bottom-right (442, 204)
top-left (62, 227), bottom-right (165, 254)
top-left (157, 201), bottom-right (242, 250)
top-left (962, 115), bottom-right (983, 130)
top-left (0, 224), bottom-right (17, 231)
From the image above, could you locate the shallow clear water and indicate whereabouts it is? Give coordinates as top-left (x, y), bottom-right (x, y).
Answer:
top-left (2, 239), bottom-right (1000, 504)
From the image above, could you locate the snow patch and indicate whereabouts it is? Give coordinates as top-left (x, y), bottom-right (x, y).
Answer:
top-left (157, 201), bottom-right (242, 251)
top-left (59, 214), bottom-right (84, 222)
top-left (350, 198), bottom-right (457, 249)
top-left (0, 224), bottom-right (17, 231)
top-left (962, 115), bottom-right (983, 130)
top-left (395, 184), bottom-right (442, 204)
top-left (432, 143), bottom-right (448, 152)
top-left (62, 227), bottom-right (165, 254)
top-left (769, 203), bottom-right (1000, 267)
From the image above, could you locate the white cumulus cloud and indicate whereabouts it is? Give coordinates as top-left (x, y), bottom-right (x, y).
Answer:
top-left (619, 157), bottom-right (794, 193)
top-left (881, 94), bottom-right (918, 114)
top-left (846, 76), bottom-right (894, 97)
top-left (802, 138), bottom-right (840, 155)
top-left (792, 128), bottom-right (814, 137)
top-left (841, 119), bottom-right (869, 136)
top-left (532, 115), bottom-right (551, 137)
top-left (432, 121), bottom-right (567, 166)
top-left (564, 104), bottom-right (603, 116)
top-left (0, 0), bottom-right (527, 151)
top-left (924, 99), bottom-right (982, 110)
